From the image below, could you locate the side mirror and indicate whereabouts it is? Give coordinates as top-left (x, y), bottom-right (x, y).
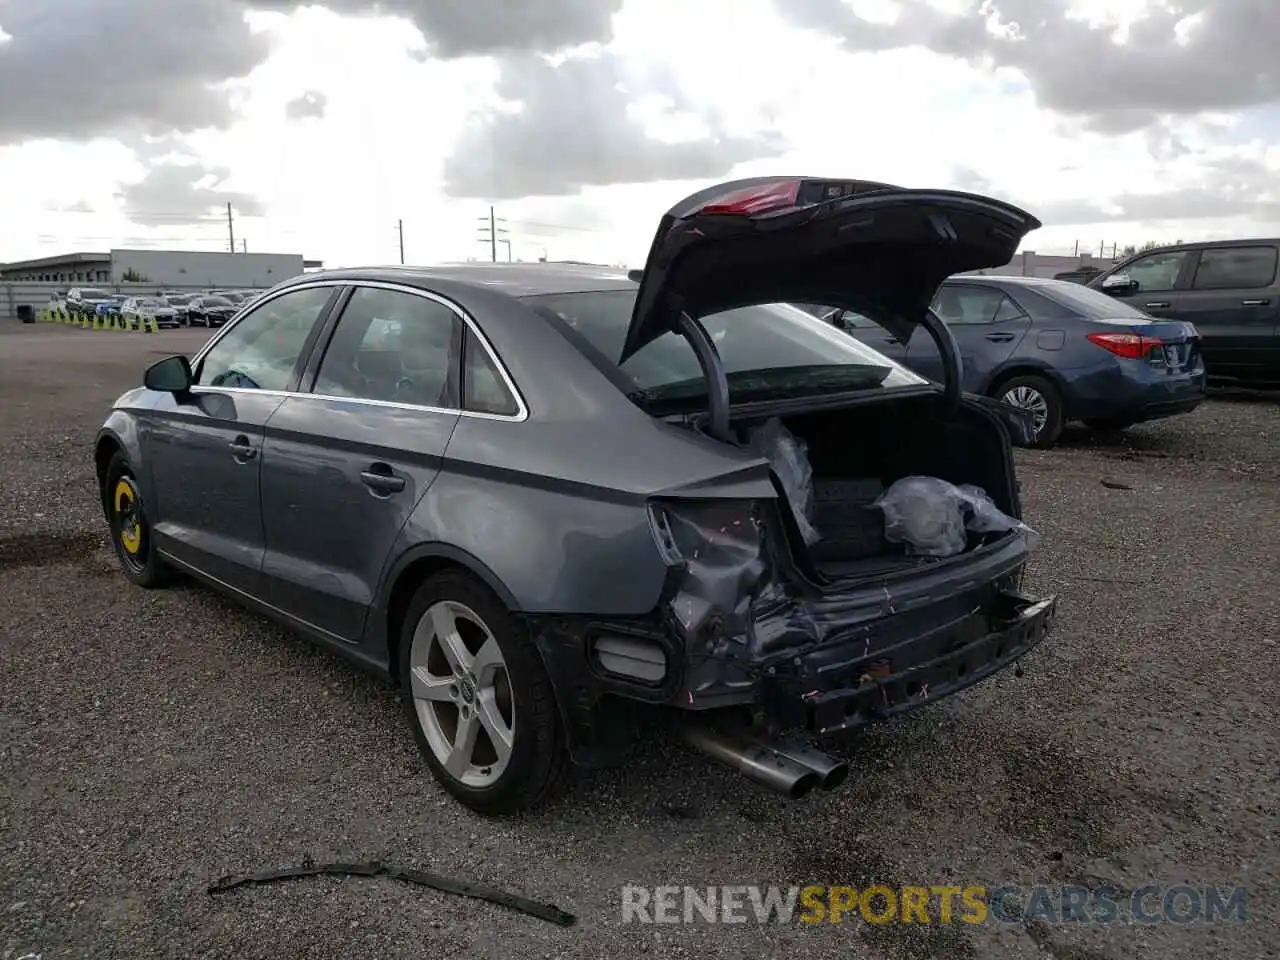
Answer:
top-left (1101, 273), bottom-right (1136, 294)
top-left (144, 355), bottom-right (193, 393)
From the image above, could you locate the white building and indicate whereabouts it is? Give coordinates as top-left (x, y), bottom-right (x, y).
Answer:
top-left (0, 248), bottom-right (323, 286)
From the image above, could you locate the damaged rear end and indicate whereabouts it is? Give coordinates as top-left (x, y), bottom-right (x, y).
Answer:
top-left (547, 176), bottom-right (1057, 797)
top-left (650, 404), bottom-right (1055, 729)
top-left (640, 395), bottom-right (1057, 799)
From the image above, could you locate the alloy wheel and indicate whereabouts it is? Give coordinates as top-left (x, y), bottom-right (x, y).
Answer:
top-left (1001, 385), bottom-right (1049, 436)
top-left (409, 600), bottom-right (515, 788)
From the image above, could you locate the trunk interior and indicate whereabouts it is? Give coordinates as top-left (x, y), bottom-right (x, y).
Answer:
top-left (735, 393), bottom-right (1018, 581)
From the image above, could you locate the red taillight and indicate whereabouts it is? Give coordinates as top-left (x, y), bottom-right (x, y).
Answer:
top-left (695, 180), bottom-right (802, 217)
top-left (1086, 331), bottom-right (1164, 360)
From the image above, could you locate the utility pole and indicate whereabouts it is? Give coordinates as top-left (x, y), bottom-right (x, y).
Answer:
top-left (397, 219), bottom-right (405, 264)
top-left (499, 238), bottom-right (512, 262)
top-left (242, 239), bottom-right (247, 254)
top-left (477, 206), bottom-right (508, 263)
top-left (227, 202), bottom-right (235, 254)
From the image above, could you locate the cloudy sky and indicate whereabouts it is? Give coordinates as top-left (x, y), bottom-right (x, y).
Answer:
top-left (2, 0), bottom-right (1279, 269)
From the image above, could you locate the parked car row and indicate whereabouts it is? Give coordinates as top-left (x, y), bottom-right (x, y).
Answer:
top-left (1088, 239), bottom-right (1280, 388)
top-left (794, 239), bottom-right (1280, 447)
top-left (820, 274), bottom-right (1206, 447)
top-left (55, 286), bottom-right (266, 326)
top-left (119, 297), bottom-right (180, 330)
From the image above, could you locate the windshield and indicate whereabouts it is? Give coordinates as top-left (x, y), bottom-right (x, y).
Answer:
top-left (203, 296), bottom-right (233, 306)
top-left (81, 289), bottom-right (110, 300)
top-left (139, 299), bottom-right (161, 308)
top-left (166, 295), bottom-right (191, 305)
top-left (523, 290), bottom-right (927, 405)
top-left (1035, 281), bottom-right (1151, 320)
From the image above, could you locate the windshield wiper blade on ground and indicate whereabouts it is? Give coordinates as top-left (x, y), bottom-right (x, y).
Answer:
top-left (207, 859), bottom-right (577, 927)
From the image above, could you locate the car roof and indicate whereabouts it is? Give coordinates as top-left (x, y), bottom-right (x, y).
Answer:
top-left (945, 274), bottom-right (1086, 290)
top-left (942, 272), bottom-right (1121, 295)
top-left (1126, 237), bottom-right (1280, 254)
top-left (286, 262), bottom-right (637, 298)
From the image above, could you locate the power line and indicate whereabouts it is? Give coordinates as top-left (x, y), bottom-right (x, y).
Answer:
top-left (504, 218), bottom-right (606, 235)
top-left (37, 210), bottom-right (235, 224)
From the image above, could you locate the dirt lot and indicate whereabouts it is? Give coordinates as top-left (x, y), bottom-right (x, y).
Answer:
top-left (1, 322), bottom-right (1277, 960)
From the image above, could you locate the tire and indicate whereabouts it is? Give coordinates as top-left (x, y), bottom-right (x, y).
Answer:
top-left (103, 452), bottom-right (172, 588)
top-left (993, 374), bottom-right (1065, 449)
top-left (399, 570), bottom-right (567, 815)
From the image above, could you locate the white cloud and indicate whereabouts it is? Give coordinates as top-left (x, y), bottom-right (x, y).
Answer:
top-left (3, 0), bottom-right (1280, 269)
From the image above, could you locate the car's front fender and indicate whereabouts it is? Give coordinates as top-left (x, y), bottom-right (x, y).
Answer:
top-left (94, 411), bottom-right (147, 515)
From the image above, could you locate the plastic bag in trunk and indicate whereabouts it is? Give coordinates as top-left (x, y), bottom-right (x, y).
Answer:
top-left (874, 475), bottom-right (1039, 557)
top-left (746, 418), bottom-right (820, 544)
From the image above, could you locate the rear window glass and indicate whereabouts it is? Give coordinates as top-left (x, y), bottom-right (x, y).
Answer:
top-left (1191, 246), bottom-right (1278, 290)
top-left (523, 290), bottom-right (927, 403)
top-left (1034, 281), bottom-right (1151, 319)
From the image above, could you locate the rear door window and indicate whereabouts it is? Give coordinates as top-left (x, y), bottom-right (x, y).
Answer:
top-left (932, 286), bottom-right (1023, 324)
top-left (311, 286), bottom-right (462, 408)
top-left (1191, 246), bottom-right (1278, 290)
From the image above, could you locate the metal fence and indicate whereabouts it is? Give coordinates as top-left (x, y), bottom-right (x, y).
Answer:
top-left (961, 252), bottom-right (1119, 280)
top-left (1, 281), bottom-right (270, 324)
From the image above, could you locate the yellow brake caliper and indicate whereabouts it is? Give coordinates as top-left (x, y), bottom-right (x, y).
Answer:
top-left (114, 479), bottom-right (142, 554)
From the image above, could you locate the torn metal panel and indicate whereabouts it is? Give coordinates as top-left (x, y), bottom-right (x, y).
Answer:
top-left (654, 495), bottom-right (1053, 731)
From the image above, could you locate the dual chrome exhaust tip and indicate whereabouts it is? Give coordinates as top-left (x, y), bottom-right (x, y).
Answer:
top-left (682, 724), bottom-right (850, 800)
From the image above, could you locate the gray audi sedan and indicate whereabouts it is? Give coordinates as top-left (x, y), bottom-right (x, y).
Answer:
top-left (96, 176), bottom-right (1057, 813)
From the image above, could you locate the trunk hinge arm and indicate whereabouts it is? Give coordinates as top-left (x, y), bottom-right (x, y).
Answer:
top-left (919, 307), bottom-right (963, 412)
top-left (676, 311), bottom-right (733, 442)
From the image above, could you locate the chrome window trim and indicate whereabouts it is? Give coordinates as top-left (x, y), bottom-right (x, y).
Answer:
top-left (187, 277), bottom-right (529, 422)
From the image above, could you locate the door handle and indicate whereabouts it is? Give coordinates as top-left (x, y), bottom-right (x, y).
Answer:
top-left (882, 336), bottom-right (900, 345)
top-left (228, 436), bottom-right (257, 460)
top-left (1241, 299), bottom-right (1271, 306)
top-left (360, 464), bottom-right (406, 494)
top-left (1144, 302), bottom-right (1171, 309)
top-left (985, 332), bottom-right (1016, 342)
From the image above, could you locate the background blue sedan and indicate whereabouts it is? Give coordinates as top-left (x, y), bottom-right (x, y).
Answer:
top-left (828, 276), bottom-right (1207, 447)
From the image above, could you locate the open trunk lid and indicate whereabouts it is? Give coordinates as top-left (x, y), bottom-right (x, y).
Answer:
top-left (622, 176), bottom-right (1042, 361)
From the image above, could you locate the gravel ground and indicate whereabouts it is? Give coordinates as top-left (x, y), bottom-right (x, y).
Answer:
top-left (1, 323), bottom-right (1277, 960)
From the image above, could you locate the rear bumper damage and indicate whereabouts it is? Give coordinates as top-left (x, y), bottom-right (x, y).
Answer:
top-left (527, 520), bottom-right (1055, 763)
top-left (766, 587), bottom-right (1055, 735)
